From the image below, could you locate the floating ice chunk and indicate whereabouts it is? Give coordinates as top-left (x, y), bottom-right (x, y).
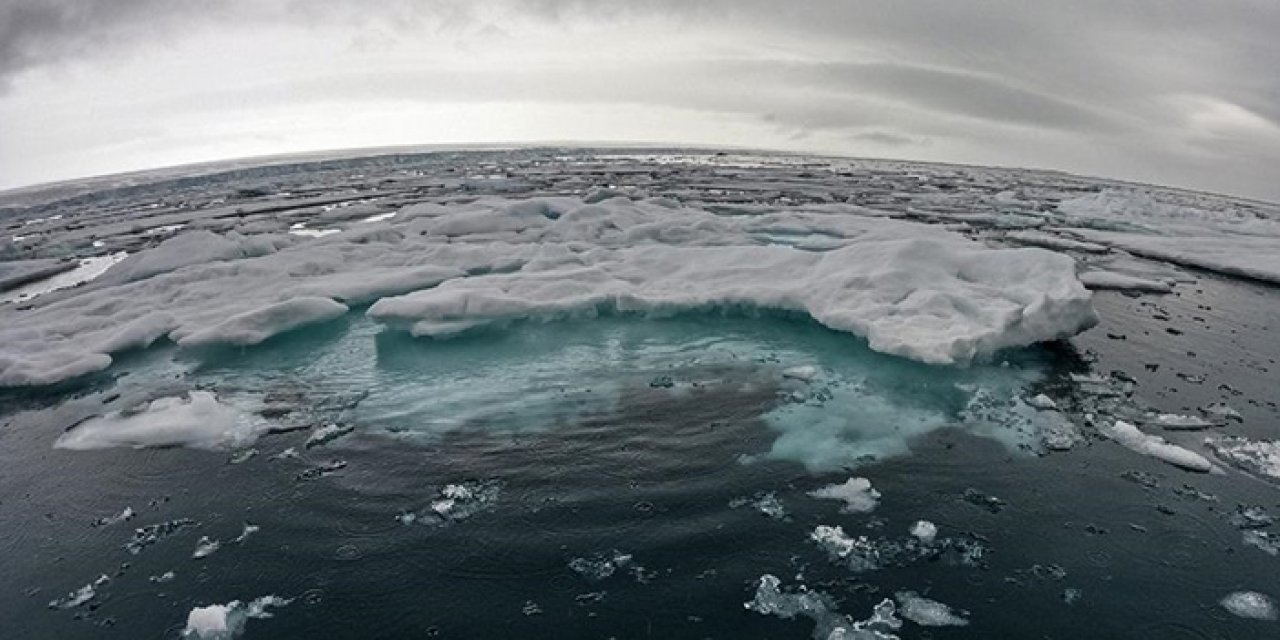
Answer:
top-left (174, 297), bottom-right (348, 348)
top-left (92, 506), bottom-right (135, 527)
top-left (894, 591), bottom-right (968, 627)
top-left (193, 536), bottom-right (221, 559)
top-left (400, 480), bottom-right (501, 525)
top-left (1078, 271), bottom-right (1173, 293)
top-left (1220, 591), bottom-right (1278, 621)
top-left (745, 574), bottom-right (901, 640)
top-left (1103, 421), bottom-right (1214, 473)
top-left (569, 550), bottom-right (639, 582)
top-left (1243, 530), bottom-right (1280, 556)
top-left (305, 423), bottom-right (354, 448)
top-left (1150, 413), bottom-right (1217, 430)
top-left (100, 230), bottom-right (287, 286)
top-left (782, 365), bottom-right (820, 382)
top-left (150, 571), bottom-right (176, 583)
top-left (228, 449), bottom-right (257, 464)
top-left (126, 518), bottom-right (198, 554)
top-left (1027, 394), bottom-right (1057, 410)
top-left (729, 492), bottom-right (788, 520)
top-left (1203, 402), bottom-right (1243, 422)
top-left (182, 595), bottom-right (292, 639)
top-left (56, 391), bottom-right (267, 451)
top-left (909, 521), bottom-right (938, 545)
top-left (1205, 437), bottom-right (1280, 481)
top-left (809, 478), bottom-right (880, 514)
top-left (48, 575), bottom-right (109, 609)
top-left (233, 523), bottom-right (260, 544)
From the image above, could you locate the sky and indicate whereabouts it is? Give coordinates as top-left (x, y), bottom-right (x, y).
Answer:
top-left (2, 0), bottom-right (1279, 201)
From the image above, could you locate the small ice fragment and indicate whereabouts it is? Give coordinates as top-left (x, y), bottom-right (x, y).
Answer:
top-left (1152, 413), bottom-right (1216, 430)
top-left (150, 571), bottom-right (176, 583)
top-left (305, 423), bottom-right (353, 449)
top-left (569, 550), bottom-right (633, 582)
top-left (1220, 591), bottom-right (1278, 621)
top-left (1203, 402), bottom-right (1243, 422)
top-left (895, 591), bottom-right (969, 626)
top-left (745, 574), bottom-right (902, 639)
top-left (228, 449), bottom-right (258, 464)
top-left (193, 536), bottom-right (221, 559)
top-left (782, 365), bottom-right (820, 382)
top-left (909, 520), bottom-right (938, 545)
top-left (521, 600), bottom-right (543, 616)
top-left (1063, 588), bottom-right (1082, 605)
top-left (125, 518), bottom-right (198, 554)
top-left (233, 523), bottom-right (260, 544)
top-left (48, 575), bottom-right (109, 609)
top-left (270, 447), bottom-right (298, 461)
top-left (92, 507), bottom-right (135, 527)
top-left (1243, 530), bottom-right (1280, 556)
top-left (808, 477), bottom-right (880, 514)
top-left (729, 492), bottom-right (788, 520)
top-left (182, 595), bottom-right (292, 639)
top-left (1104, 420), bottom-right (1214, 472)
top-left (1027, 394), bottom-right (1057, 410)
top-left (1228, 506), bottom-right (1275, 530)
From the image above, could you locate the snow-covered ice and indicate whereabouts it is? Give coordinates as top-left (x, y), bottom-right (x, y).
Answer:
top-left (894, 591), bottom-right (968, 627)
top-left (1, 196), bottom-right (1097, 388)
top-left (55, 391), bottom-right (268, 451)
top-left (1219, 591), bottom-right (1278, 621)
top-left (808, 477), bottom-right (881, 513)
top-left (1102, 420), bottom-right (1215, 473)
top-left (182, 595), bottom-right (292, 639)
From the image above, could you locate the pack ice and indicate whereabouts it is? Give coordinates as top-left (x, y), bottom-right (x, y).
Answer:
top-left (0, 196), bottom-right (1097, 388)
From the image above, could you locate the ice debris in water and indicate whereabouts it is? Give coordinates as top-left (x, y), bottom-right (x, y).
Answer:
top-left (810, 525), bottom-right (987, 573)
top-left (126, 518), bottom-right (198, 554)
top-left (1242, 530), bottom-right (1280, 556)
top-left (1202, 402), bottom-right (1243, 422)
top-left (729, 492), bottom-right (788, 520)
top-left (1150, 413), bottom-right (1217, 430)
top-left (193, 536), bottom-right (221, 559)
top-left (1228, 505), bottom-right (1275, 530)
top-left (55, 391), bottom-right (267, 451)
top-left (745, 574), bottom-right (902, 640)
top-left (1219, 591), bottom-right (1278, 621)
top-left (782, 365), bottom-right (821, 382)
top-left (182, 595), bottom-right (293, 639)
top-left (909, 521), bottom-right (938, 545)
top-left (228, 449), bottom-right (257, 464)
top-left (1205, 436), bottom-right (1280, 481)
top-left (569, 550), bottom-right (650, 583)
top-left (149, 571), bottom-right (176, 583)
top-left (808, 478), bottom-right (880, 514)
top-left (894, 591), bottom-right (969, 627)
top-left (233, 523), bottom-right (260, 544)
top-left (305, 423), bottom-right (354, 448)
top-left (1027, 394), bottom-right (1057, 410)
top-left (48, 574), bottom-right (109, 609)
top-left (398, 480), bottom-right (501, 526)
top-left (92, 506), bottom-right (135, 527)
top-left (1103, 421), bottom-right (1214, 473)
top-left (296, 459), bottom-right (347, 480)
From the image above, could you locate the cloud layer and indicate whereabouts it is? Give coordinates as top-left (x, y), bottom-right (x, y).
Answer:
top-left (2, 0), bottom-right (1278, 199)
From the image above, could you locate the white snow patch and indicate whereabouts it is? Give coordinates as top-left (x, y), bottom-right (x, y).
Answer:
top-left (55, 391), bottom-right (267, 451)
top-left (808, 477), bottom-right (880, 513)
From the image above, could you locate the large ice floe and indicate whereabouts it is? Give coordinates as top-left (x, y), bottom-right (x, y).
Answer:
top-left (0, 196), bottom-right (1096, 388)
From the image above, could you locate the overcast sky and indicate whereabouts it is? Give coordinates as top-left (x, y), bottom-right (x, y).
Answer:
top-left (2, 0), bottom-right (1279, 200)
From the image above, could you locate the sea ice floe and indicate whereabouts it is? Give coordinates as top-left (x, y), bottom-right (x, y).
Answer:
top-left (1102, 420), bottom-right (1214, 473)
top-left (0, 197), bottom-right (1098, 388)
top-left (808, 478), bottom-right (880, 514)
top-left (193, 536), bottom-right (221, 559)
top-left (894, 591), bottom-right (969, 627)
top-left (745, 574), bottom-right (902, 640)
top-left (1219, 591), bottom-right (1278, 621)
top-left (1205, 436), bottom-right (1280, 481)
top-left (55, 391), bottom-right (268, 451)
top-left (182, 595), bottom-right (292, 639)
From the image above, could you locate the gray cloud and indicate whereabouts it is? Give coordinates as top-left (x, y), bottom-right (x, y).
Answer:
top-left (1, 0), bottom-right (1279, 199)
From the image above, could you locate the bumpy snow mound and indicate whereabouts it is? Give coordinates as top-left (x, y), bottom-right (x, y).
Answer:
top-left (0, 197), bottom-right (1096, 387)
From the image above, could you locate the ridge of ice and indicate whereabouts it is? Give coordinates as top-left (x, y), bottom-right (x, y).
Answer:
top-left (1103, 420), bottom-right (1215, 473)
